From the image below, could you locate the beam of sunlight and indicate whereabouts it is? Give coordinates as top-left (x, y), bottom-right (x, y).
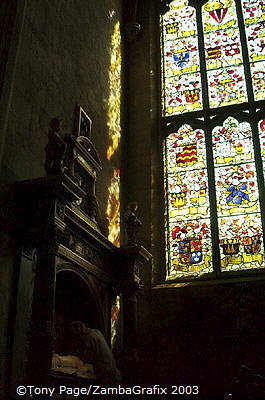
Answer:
top-left (106, 169), bottom-right (120, 246)
top-left (106, 22), bottom-right (122, 160)
top-left (111, 295), bottom-right (121, 347)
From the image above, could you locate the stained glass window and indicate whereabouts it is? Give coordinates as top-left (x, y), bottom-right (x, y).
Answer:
top-left (162, 0), bottom-right (203, 115)
top-left (213, 117), bottom-right (264, 271)
top-left (242, 0), bottom-right (265, 101)
top-left (164, 125), bottom-right (212, 278)
top-left (161, 0), bottom-right (265, 280)
top-left (203, 0), bottom-right (248, 108)
top-left (259, 119), bottom-right (265, 168)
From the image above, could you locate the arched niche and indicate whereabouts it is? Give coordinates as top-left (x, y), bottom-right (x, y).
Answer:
top-left (54, 269), bottom-right (105, 354)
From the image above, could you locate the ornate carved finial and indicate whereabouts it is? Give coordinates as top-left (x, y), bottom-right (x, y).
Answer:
top-left (44, 118), bottom-right (66, 175)
top-left (124, 0), bottom-right (141, 42)
top-left (124, 202), bottom-right (142, 245)
top-left (125, 22), bottom-right (141, 42)
top-left (161, 0), bottom-right (171, 15)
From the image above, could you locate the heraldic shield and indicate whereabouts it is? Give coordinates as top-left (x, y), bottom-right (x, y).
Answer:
top-left (242, 235), bottom-right (261, 254)
top-left (178, 239), bottom-right (203, 265)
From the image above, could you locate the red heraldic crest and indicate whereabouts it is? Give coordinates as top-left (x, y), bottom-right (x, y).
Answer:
top-left (176, 143), bottom-right (198, 166)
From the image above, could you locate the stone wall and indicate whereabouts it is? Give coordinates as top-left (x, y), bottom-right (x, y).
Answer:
top-left (144, 279), bottom-right (265, 397)
top-left (0, 0), bottom-right (18, 95)
top-left (0, 0), bottom-right (123, 225)
top-left (0, 1), bottom-right (123, 396)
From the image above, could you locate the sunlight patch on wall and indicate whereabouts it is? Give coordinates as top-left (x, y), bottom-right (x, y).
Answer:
top-left (111, 295), bottom-right (121, 348)
top-left (106, 169), bottom-right (120, 246)
top-left (108, 9), bottom-right (116, 19)
top-left (106, 22), bottom-right (122, 160)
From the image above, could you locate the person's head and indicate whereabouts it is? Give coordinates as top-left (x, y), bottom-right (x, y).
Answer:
top-left (128, 201), bottom-right (138, 213)
top-left (69, 321), bottom-right (88, 337)
top-left (50, 118), bottom-right (62, 132)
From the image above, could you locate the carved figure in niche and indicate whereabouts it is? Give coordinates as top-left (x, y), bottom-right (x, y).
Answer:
top-left (124, 202), bottom-right (142, 245)
top-left (44, 118), bottom-right (66, 175)
top-left (125, 21), bottom-right (141, 41)
top-left (68, 321), bottom-right (121, 385)
top-left (124, 0), bottom-right (141, 41)
top-left (63, 134), bottom-right (76, 176)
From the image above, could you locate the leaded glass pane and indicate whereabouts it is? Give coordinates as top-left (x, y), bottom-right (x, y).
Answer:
top-left (242, 0), bottom-right (265, 100)
top-left (242, 0), bottom-right (265, 24)
top-left (203, 0), bottom-right (248, 107)
top-left (162, 0), bottom-right (203, 116)
top-left (259, 119), bottom-right (265, 169)
top-left (251, 61), bottom-right (265, 101)
top-left (245, 23), bottom-right (265, 63)
top-left (213, 117), bottom-right (254, 165)
top-left (215, 163), bottom-right (260, 216)
top-left (207, 66), bottom-right (247, 107)
top-left (203, 0), bottom-right (238, 32)
top-left (166, 124), bottom-right (207, 172)
top-left (213, 117), bottom-right (265, 271)
top-left (161, 0), bottom-right (265, 279)
top-left (219, 214), bottom-right (264, 270)
top-left (165, 125), bottom-right (213, 279)
top-left (204, 28), bottom-right (243, 70)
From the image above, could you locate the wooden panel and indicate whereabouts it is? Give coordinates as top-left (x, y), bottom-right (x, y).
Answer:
top-left (0, 0), bottom-right (18, 95)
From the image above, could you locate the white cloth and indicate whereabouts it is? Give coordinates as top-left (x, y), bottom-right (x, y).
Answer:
top-left (52, 353), bottom-right (96, 379)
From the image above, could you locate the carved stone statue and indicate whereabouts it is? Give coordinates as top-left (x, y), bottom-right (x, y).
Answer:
top-left (124, 0), bottom-right (141, 42)
top-left (125, 22), bottom-right (141, 41)
top-left (44, 118), bottom-right (66, 175)
top-left (62, 135), bottom-right (75, 176)
top-left (124, 202), bottom-right (142, 245)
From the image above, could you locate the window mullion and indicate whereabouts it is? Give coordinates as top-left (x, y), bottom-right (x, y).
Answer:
top-left (251, 115), bottom-right (265, 250)
top-left (204, 117), bottom-right (221, 275)
top-left (164, 137), bottom-right (171, 279)
top-left (235, 0), bottom-right (255, 104)
top-left (161, 18), bottom-right (167, 117)
top-left (197, 2), bottom-right (221, 275)
top-left (196, 4), bottom-right (210, 111)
